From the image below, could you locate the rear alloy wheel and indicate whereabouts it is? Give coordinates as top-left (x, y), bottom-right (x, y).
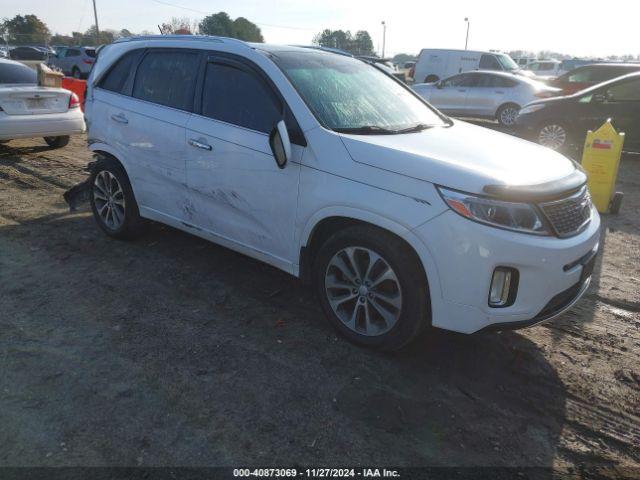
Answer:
top-left (497, 104), bottom-right (520, 127)
top-left (44, 136), bottom-right (70, 148)
top-left (314, 225), bottom-right (430, 351)
top-left (538, 123), bottom-right (568, 150)
top-left (90, 158), bottom-right (145, 239)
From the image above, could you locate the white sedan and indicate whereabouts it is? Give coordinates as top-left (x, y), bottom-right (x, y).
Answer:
top-left (0, 58), bottom-right (85, 148)
top-left (412, 70), bottom-right (560, 127)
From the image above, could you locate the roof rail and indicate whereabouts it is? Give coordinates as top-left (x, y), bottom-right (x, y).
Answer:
top-left (113, 35), bottom-right (252, 49)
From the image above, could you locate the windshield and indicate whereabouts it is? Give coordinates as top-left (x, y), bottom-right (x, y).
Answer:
top-left (0, 61), bottom-right (37, 84)
top-left (496, 54), bottom-right (519, 71)
top-left (271, 51), bottom-right (446, 132)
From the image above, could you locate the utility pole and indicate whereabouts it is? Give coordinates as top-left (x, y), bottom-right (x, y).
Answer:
top-left (464, 17), bottom-right (470, 50)
top-left (92, 0), bottom-right (100, 45)
top-left (381, 21), bottom-right (386, 58)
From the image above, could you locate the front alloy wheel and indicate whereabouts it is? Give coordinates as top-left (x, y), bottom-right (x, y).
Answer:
top-left (538, 124), bottom-right (567, 150)
top-left (93, 170), bottom-right (126, 231)
top-left (325, 246), bottom-right (402, 336)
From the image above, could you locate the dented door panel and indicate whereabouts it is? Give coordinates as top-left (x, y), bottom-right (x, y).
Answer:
top-left (184, 114), bottom-right (302, 264)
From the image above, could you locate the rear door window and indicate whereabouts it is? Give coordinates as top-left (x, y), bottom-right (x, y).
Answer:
top-left (66, 49), bottom-right (81, 57)
top-left (606, 79), bottom-right (640, 101)
top-left (200, 61), bottom-right (281, 133)
top-left (132, 50), bottom-right (200, 111)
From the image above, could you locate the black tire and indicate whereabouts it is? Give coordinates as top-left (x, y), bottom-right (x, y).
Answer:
top-left (89, 156), bottom-right (145, 240)
top-left (44, 136), bottom-right (70, 148)
top-left (72, 66), bottom-right (82, 79)
top-left (496, 103), bottom-right (520, 128)
top-left (313, 225), bottom-right (430, 351)
top-left (424, 75), bottom-right (439, 83)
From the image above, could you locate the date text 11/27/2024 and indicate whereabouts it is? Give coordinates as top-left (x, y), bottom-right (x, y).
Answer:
top-left (233, 468), bottom-right (400, 478)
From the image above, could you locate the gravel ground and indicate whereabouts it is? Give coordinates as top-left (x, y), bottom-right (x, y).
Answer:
top-left (0, 134), bottom-right (638, 477)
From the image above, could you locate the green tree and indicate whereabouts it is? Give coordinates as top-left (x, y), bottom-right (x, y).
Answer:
top-left (313, 29), bottom-right (374, 55)
top-left (233, 17), bottom-right (263, 42)
top-left (1, 14), bottom-right (50, 45)
top-left (199, 12), bottom-right (235, 37)
top-left (82, 25), bottom-right (114, 45)
top-left (353, 30), bottom-right (374, 55)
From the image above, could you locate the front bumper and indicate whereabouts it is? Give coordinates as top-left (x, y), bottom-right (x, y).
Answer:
top-left (412, 207), bottom-right (601, 333)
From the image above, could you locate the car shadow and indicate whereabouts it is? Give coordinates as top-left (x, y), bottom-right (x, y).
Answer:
top-left (0, 213), bottom-right (567, 474)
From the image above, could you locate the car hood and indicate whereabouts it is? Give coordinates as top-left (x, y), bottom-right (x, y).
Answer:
top-left (339, 120), bottom-right (578, 195)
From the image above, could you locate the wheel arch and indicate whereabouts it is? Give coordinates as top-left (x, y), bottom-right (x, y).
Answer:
top-left (298, 209), bottom-right (437, 302)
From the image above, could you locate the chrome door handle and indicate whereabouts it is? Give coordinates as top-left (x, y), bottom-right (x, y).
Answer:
top-left (188, 138), bottom-right (212, 151)
top-left (110, 113), bottom-right (128, 124)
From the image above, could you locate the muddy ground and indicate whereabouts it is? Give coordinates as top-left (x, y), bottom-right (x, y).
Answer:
top-left (0, 134), bottom-right (638, 477)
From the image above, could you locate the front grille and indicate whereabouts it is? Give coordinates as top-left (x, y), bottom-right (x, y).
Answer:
top-left (539, 186), bottom-right (592, 237)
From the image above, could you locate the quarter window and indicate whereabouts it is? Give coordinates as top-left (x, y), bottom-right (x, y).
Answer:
top-left (132, 50), bottom-right (199, 111)
top-left (201, 62), bottom-right (281, 133)
top-left (99, 50), bottom-right (142, 95)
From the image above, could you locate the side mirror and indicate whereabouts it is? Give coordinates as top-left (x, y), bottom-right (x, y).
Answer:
top-left (269, 120), bottom-right (291, 169)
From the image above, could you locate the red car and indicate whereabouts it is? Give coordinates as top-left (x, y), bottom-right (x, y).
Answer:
top-left (549, 63), bottom-right (640, 95)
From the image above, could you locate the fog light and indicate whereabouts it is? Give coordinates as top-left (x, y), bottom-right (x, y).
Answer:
top-left (489, 267), bottom-right (518, 307)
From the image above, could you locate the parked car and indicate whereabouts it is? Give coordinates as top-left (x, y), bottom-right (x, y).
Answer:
top-left (412, 71), bottom-right (560, 126)
top-left (516, 71), bottom-right (640, 151)
top-left (48, 46), bottom-right (96, 78)
top-left (9, 46), bottom-right (48, 61)
top-left (84, 36), bottom-right (600, 350)
top-left (524, 59), bottom-right (563, 79)
top-left (0, 58), bottom-right (85, 147)
top-left (548, 63), bottom-right (640, 95)
top-left (410, 49), bottom-right (534, 84)
top-left (357, 56), bottom-right (405, 81)
top-left (513, 57), bottom-right (535, 68)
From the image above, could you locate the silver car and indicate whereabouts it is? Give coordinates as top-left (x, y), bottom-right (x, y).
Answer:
top-left (412, 70), bottom-right (560, 126)
top-left (48, 46), bottom-right (96, 79)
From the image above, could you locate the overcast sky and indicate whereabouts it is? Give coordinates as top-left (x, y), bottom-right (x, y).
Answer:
top-left (2, 0), bottom-right (638, 57)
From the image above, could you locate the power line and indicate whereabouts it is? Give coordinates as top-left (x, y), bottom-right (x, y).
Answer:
top-left (147, 0), bottom-right (316, 31)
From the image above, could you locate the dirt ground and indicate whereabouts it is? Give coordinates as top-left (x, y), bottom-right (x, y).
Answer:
top-left (0, 134), bottom-right (638, 477)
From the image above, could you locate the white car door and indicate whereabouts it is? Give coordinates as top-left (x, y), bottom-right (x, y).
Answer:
top-left (184, 55), bottom-right (303, 266)
top-left (104, 48), bottom-right (201, 219)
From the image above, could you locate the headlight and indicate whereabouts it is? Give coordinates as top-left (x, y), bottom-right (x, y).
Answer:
top-left (437, 187), bottom-right (550, 235)
top-left (518, 104), bottom-right (546, 115)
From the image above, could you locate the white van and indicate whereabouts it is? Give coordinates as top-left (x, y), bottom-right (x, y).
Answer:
top-left (84, 36), bottom-right (599, 350)
top-left (412, 49), bottom-right (531, 84)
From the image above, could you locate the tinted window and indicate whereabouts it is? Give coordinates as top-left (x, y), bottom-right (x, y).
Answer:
top-left (567, 68), bottom-right (591, 83)
top-left (443, 73), bottom-right (476, 87)
top-left (0, 61), bottom-right (37, 84)
top-left (606, 79), bottom-right (640, 101)
top-left (479, 54), bottom-right (501, 70)
top-left (202, 62), bottom-right (280, 133)
top-left (494, 76), bottom-right (518, 87)
top-left (66, 49), bottom-right (81, 57)
top-left (84, 49), bottom-right (96, 58)
top-left (99, 50), bottom-right (141, 95)
top-left (132, 50), bottom-right (199, 111)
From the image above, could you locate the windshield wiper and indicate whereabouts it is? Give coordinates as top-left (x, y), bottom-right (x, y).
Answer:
top-left (333, 125), bottom-right (399, 135)
top-left (394, 123), bottom-right (432, 133)
top-left (334, 123), bottom-right (433, 135)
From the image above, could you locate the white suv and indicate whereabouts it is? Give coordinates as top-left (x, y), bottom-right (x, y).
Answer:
top-left (84, 36), bottom-right (600, 350)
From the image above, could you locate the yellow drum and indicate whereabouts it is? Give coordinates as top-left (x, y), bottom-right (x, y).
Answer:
top-left (581, 120), bottom-right (625, 214)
